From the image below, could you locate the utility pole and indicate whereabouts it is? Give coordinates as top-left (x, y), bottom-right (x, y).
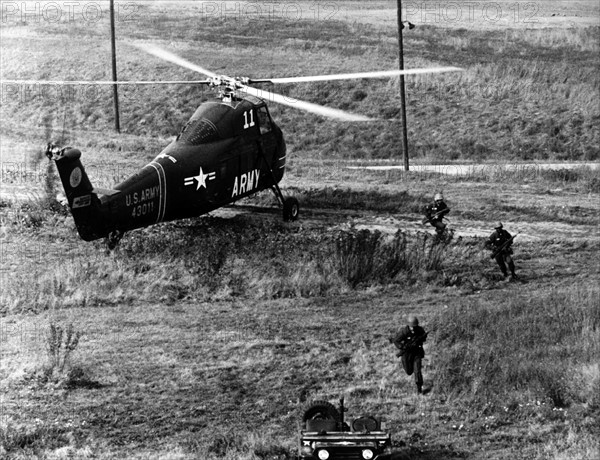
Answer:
top-left (110, 0), bottom-right (121, 133)
top-left (396, 0), bottom-right (409, 171)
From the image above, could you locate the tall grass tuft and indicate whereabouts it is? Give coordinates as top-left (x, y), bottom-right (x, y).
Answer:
top-left (333, 229), bottom-right (447, 288)
top-left (2, 213), bottom-right (464, 312)
top-left (42, 322), bottom-right (82, 384)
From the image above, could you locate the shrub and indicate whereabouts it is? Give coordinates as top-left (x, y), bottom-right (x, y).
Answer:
top-left (332, 229), bottom-right (448, 288)
top-left (42, 322), bottom-right (83, 384)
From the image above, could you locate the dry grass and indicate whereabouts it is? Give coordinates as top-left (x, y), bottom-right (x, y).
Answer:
top-left (1, 3), bottom-right (598, 162)
top-left (1, 168), bottom-right (599, 458)
top-left (0, 208), bottom-right (455, 312)
top-left (1, 1), bottom-right (599, 459)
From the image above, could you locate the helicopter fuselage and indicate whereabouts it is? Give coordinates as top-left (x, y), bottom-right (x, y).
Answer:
top-left (34, 42), bottom-right (461, 247)
top-left (50, 95), bottom-right (287, 242)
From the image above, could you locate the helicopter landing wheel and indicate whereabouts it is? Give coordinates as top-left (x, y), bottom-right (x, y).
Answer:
top-left (106, 229), bottom-right (123, 250)
top-left (283, 197), bottom-right (299, 222)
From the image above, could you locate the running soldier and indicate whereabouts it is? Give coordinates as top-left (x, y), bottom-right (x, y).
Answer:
top-left (485, 222), bottom-right (517, 281)
top-left (390, 316), bottom-right (428, 394)
top-left (422, 193), bottom-right (450, 236)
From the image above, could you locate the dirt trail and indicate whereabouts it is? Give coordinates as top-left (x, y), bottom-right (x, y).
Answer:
top-left (2, 178), bottom-right (598, 245)
top-left (213, 205), bottom-right (598, 244)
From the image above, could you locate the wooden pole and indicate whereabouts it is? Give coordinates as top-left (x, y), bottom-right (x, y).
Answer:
top-left (110, 0), bottom-right (121, 133)
top-left (396, 0), bottom-right (409, 171)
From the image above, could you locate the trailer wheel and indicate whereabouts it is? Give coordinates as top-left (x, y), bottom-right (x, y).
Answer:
top-left (302, 400), bottom-right (340, 423)
top-left (352, 415), bottom-right (380, 432)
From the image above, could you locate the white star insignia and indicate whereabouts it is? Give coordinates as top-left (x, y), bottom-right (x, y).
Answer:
top-left (192, 167), bottom-right (209, 190)
top-left (185, 168), bottom-right (215, 190)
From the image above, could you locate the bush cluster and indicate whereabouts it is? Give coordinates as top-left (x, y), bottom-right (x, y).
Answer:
top-left (333, 229), bottom-right (446, 288)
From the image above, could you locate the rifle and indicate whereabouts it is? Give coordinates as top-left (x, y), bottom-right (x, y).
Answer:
top-left (490, 233), bottom-right (518, 259)
top-left (394, 330), bottom-right (430, 356)
top-left (421, 208), bottom-right (448, 225)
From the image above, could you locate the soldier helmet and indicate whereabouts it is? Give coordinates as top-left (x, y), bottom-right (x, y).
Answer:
top-left (434, 193), bottom-right (443, 201)
top-left (495, 222), bottom-right (503, 229)
top-left (407, 315), bottom-right (419, 327)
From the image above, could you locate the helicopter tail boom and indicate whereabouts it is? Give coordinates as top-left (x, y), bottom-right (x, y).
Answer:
top-left (46, 144), bottom-right (110, 241)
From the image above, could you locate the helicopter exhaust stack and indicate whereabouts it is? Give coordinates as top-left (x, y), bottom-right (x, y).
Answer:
top-left (46, 143), bottom-right (109, 241)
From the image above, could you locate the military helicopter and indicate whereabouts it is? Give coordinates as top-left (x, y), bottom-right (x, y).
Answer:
top-left (4, 44), bottom-right (461, 248)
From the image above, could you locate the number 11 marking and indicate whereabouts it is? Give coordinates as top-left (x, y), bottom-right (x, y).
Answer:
top-left (243, 110), bottom-right (255, 129)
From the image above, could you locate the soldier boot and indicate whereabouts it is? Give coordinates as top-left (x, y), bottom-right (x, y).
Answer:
top-left (508, 260), bottom-right (517, 278)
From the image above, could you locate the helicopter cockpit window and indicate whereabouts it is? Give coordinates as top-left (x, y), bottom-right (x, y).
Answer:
top-left (257, 106), bottom-right (272, 134)
top-left (177, 118), bottom-right (220, 145)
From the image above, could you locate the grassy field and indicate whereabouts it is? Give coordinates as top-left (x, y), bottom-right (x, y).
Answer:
top-left (1, 1), bottom-right (598, 161)
top-left (1, 1), bottom-right (599, 459)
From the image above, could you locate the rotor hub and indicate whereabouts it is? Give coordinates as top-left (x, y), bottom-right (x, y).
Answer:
top-left (209, 75), bottom-right (248, 91)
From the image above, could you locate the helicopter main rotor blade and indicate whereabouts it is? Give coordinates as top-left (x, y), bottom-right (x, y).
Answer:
top-left (134, 43), bottom-right (219, 79)
top-left (132, 44), bottom-right (460, 121)
top-left (240, 85), bottom-right (374, 122)
top-left (266, 67), bottom-right (463, 84)
top-left (135, 44), bottom-right (375, 121)
top-left (244, 66), bottom-right (460, 120)
top-left (0, 79), bottom-right (211, 85)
